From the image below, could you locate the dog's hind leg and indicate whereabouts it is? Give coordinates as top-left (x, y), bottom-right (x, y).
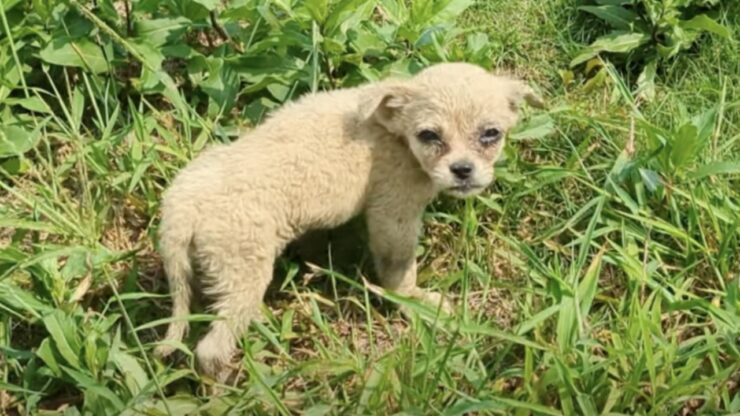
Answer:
top-left (194, 253), bottom-right (274, 383)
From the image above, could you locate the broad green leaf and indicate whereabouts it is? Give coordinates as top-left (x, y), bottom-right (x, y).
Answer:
top-left (509, 114), bottom-right (555, 141)
top-left (636, 58), bottom-right (657, 101)
top-left (0, 157), bottom-right (30, 174)
top-left (61, 365), bottom-right (126, 410)
top-left (199, 58), bottom-right (239, 113)
top-left (137, 67), bottom-right (163, 90)
top-left (325, 0), bottom-right (376, 36)
top-left (271, 0), bottom-right (293, 15)
top-left (639, 168), bottom-right (662, 192)
top-left (465, 32), bottom-right (489, 56)
top-left (582, 67), bottom-right (608, 92)
top-left (60, 251), bottom-right (89, 281)
top-left (689, 161), bottom-right (740, 179)
top-left (570, 48), bottom-right (599, 67)
top-left (191, 0), bottom-right (219, 10)
top-left (4, 0), bottom-right (24, 11)
top-left (135, 17), bottom-right (191, 47)
top-left (243, 97), bottom-right (279, 125)
top-left (591, 31), bottom-right (649, 53)
top-left (670, 108), bottom-right (717, 171)
top-left (42, 311), bottom-right (82, 369)
top-left (36, 338), bottom-right (62, 376)
top-left (571, 32), bottom-right (649, 66)
top-left (386, 57), bottom-right (424, 77)
top-left (161, 43), bottom-right (198, 59)
top-left (670, 124), bottom-right (699, 169)
top-left (39, 37), bottom-right (109, 73)
top-left (428, 0), bottom-right (474, 24)
top-left (266, 83), bottom-right (290, 101)
top-left (409, 0), bottom-right (435, 25)
top-left (111, 350), bottom-right (148, 395)
top-left (656, 40), bottom-right (684, 59)
top-left (378, 0), bottom-right (408, 24)
top-left (0, 280), bottom-right (54, 318)
top-left (0, 124), bottom-right (41, 157)
top-left (350, 29), bottom-right (388, 56)
top-left (0, 61), bottom-right (22, 102)
top-left (579, 5), bottom-right (638, 30)
top-left (680, 14), bottom-right (730, 38)
top-left (304, 0), bottom-right (329, 23)
top-left (7, 96), bottom-right (52, 114)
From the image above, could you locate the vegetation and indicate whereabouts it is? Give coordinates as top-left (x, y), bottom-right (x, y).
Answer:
top-left (571, 0), bottom-right (731, 100)
top-left (0, 0), bottom-right (738, 414)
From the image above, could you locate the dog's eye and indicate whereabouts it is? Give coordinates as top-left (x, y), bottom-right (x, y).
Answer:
top-left (417, 129), bottom-right (441, 144)
top-left (480, 128), bottom-right (502, 145)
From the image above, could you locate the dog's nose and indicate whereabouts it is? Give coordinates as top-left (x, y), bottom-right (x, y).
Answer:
top-left (450, 161), bottom-right (474, 180)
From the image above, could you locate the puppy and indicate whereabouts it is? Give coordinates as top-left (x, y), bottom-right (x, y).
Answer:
top-left (155, 62), bottom-right (543, 380)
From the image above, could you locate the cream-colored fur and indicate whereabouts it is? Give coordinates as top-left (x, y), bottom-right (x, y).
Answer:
top-left (155, 62), bottom-right (542, 381)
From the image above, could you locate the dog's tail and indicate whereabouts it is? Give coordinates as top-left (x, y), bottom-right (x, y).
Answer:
top-left (154, 207), bottom-right (194, 358)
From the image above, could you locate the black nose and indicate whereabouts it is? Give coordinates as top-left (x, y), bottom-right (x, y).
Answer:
top-left (450, 161), bottom-right (474, 180)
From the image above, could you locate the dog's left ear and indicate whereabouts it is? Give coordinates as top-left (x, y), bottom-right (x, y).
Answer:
top-left (358, 82), bottom-right (418, 131)
top-left (507, 80), bottom-right (545, 110)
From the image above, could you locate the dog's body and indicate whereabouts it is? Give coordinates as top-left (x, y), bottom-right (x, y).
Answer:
top-left (156, 63), bottom-right (541, 380)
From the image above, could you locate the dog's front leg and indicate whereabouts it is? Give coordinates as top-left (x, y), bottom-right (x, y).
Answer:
top-left (366, 207), bottom-right (450, 312)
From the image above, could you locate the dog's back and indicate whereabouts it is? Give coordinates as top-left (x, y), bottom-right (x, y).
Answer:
top-left (165, 87), bottom-right (379, 233)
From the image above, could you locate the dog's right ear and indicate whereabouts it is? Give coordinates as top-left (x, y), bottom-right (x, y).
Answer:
top-left (506, 80), bottom-right (545, 111)
top-left (358, 83), bottom-right (417, 130)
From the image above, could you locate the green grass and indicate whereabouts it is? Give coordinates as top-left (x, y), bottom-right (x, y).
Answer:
top-left (1, 0), bottom-right (739, 414)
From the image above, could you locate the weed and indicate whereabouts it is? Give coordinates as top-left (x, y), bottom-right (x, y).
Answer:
top-left (0, 0), bottom-right (738, 414)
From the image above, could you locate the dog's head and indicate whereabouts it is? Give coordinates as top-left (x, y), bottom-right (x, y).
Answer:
top-left (359, 62), bottom-right (543, 198)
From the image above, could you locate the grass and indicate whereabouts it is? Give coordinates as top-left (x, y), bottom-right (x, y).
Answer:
top-left (1, 0), bottom-right (739, 414)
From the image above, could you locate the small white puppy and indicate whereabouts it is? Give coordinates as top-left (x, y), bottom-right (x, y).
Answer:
top-left (155, 62), bottom-right (542, 380)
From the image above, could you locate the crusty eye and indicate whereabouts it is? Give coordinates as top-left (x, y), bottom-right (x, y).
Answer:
top-left (480, 127), bottom-right (502, 145)
top-left (417, 129), bottom-right (441, 144)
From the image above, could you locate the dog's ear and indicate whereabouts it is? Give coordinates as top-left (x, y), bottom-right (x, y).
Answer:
top-left (358, 83), bottom-right (417, 129)
top-left (506, 80), bottom-right (545, 111)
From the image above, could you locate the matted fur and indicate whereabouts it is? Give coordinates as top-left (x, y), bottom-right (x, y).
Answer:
top-left (155, 62), bottom-right (542, 380)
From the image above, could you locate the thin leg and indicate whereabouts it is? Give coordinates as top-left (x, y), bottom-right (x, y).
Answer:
top-left (195, 259), bottom-right (273, 382)
top-left (366, 207), bottom-right (450, 312)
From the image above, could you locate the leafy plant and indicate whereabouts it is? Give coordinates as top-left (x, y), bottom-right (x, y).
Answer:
top-left (0, 0), bottom-right (489, 168)
top-left (571, 0), bottom-right (731, 99)
top-left (1, 0), bottom-right (738, 414)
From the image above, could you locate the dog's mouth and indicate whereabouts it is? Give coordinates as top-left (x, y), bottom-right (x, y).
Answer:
top-left (445, 183), bottom-right (485, 197)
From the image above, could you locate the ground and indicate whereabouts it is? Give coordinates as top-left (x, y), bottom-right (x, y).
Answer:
top-left (0, 0), bottom-right (738, 415)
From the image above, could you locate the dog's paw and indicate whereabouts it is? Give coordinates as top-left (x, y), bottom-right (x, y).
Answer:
top-left (196, 340), bottom-right (237, 385)
top-left (399, 288), bottom-right (453, 318)
top-left (418, 290), bottom-right (453, 315)
top-left (153, 344), bottom-right (176, 359)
